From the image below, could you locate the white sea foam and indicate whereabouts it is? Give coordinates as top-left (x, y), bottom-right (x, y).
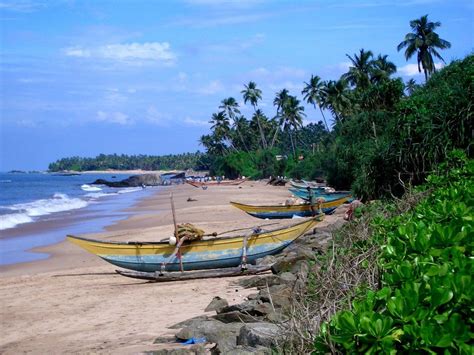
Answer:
top-left (117, 187), bottom-right (143, 194)
top-left (84, 192), bottom-right (117, 199)
top-left (0, 193), bottom-right (88, 230)
top-left (0, 213), bottom-right (34, 230)
top-left (81, 184), bottom-right (102, 192)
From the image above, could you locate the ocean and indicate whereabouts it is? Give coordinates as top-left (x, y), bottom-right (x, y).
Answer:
top-left (0, 172), bottom-right (158, 265)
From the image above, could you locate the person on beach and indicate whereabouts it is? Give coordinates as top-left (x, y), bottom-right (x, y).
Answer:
top-left (307, 186), bottom-right (318, 216)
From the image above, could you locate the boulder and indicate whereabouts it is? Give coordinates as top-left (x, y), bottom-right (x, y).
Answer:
top-left (255, 255), bottom-right (276, 266)
top-left (204, 296), bottom-right (229, 313)
top-left (237, 323), bottom-right (282, 348)
top-left (91, 173), bottom-right (161, 187)
top-left (148, 344), bottom-right (206, 354)
top-left (214, 345), bottom-right (271, 355)
top-left (213, 310), bottom-right (260, 324)
top-left (236, 275), bottom-right (281, 289)
top-left (175, 319), bottom-right (243, 351)
top-left (258, 285), bottom-right (292, 309)
top-left (218, 300), bottom-right (259, 315)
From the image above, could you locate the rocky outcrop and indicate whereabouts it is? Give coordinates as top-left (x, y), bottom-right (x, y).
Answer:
top-left (154, 208), bottom-right (348, 353)
top-left (91, 173), bottom-right (162, 187)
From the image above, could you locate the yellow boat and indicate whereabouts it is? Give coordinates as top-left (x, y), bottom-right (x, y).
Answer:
top-left (67, 217), bottom-right (321, 272)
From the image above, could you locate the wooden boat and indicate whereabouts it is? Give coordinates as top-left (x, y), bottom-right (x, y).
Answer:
top-left (66, 217), bottom-right (320, 273)
top-left (116, 264), bottom-right (272, 282)
top-left (289, 180), bottom-right (325, 190)
top-left (289, 188), bottom-right (352, 201)
top-left (230, 195), bottom-right (351, 219)
top-left (186, 178), bottom-right (245, 188)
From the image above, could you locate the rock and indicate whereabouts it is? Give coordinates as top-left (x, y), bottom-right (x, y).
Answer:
top-left (253, 302), bottom-right (274, 316)
top-left (175, 319), bottom-right (243, 352)
top-left (255, 255), bottom-right (276, 266)
top-left (237, 323), bottom-right (282, 348)
top-left (146, 344), bottom-right (206, 354)
top-left (266, 311), bottom-right (289, 323)
top-left (246, 293), bottom-right (259, 300)
top-left (205, 296), bottom-right (229, 313)
top-left (218, 300), bottom-right (259, 315)
top-left (279, 272), bottom-right (297, 284)
top-left (213, 310), bottom-right (260, 323)
top-left (236, 275), bottom-right (281, 289)
top-left (91, 173), bottom-right (161, 187)
top-left (258, 285), bottom-right (292, 309)
top-left (153, 336), bottom-right (177, 344)
top-left (271, 254), bottom-right (307, 274)
top-left (169, 315), bottom-right (210, 329)
top-left (214, 345), bottom-right (271, 354)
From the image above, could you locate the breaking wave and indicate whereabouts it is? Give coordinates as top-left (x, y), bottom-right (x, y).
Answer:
top-left (0, 193), bottom-right (88, 231)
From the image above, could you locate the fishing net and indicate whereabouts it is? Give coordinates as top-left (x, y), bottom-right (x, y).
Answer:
top-left (177, 223), bottom-right (205, 241)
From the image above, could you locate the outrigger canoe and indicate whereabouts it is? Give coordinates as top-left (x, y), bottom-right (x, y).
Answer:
top-left (289, 180), bottom-right (326, 190)
top-left (230, 195), bottom-right (351, 219)
top-left (289, 188), bottom-right (352, 202)
top-left (186, 179), bottom-right (245, 188)
top-left (66, 217), bottom-right (320, 273)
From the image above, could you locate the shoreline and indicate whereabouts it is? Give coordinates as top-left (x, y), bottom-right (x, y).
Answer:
top-left (0, 181), bottom-right (345, 353)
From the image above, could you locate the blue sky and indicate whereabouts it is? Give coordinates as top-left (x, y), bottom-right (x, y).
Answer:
top-left (1, 0), bottom-right (472, 170)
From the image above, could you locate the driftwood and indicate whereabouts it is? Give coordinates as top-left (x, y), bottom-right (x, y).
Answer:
top-left (115, 264), bottom-right (271, 282)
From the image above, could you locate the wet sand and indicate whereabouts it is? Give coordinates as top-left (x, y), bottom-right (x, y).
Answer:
top-left (0, 181), bottom-right (345, 353)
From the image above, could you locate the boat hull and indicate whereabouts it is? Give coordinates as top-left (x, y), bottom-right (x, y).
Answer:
top-left (289, 188), bottom-right (352, 202)
top-left (230, 196), bottom-right (351, 219)
top-left (67, 218), bottom-right (319, 272)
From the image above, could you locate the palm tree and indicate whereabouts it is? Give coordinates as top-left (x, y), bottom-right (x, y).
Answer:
top-left (302, 75), bottom-right (330, 131)
top-left (219, 97), bottom-right (248, 151)
top-left (371, 54), bottom-right (397, 84)
top-left (405, 78), bottom-right (419, 96)
top-left (273, 89), bottom-right (289, 115)
top-left (241, 81), bottom-right (267, 148)
top-left (320, 80), bottom-right (351, 123)
top-left (397, 15), bottom-right (451, 81)
top-left (280, 95), bottom-right (305, 158)
top-left (209, 111), bottom-right (235, 152)
top-left (270, 89), bottom-right (289, 148)
top-left (343, 49), bottom-right (374, 90)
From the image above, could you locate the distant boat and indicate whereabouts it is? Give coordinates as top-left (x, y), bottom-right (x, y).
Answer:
top-left (289, 179), bottom-right (325, 190)
top-left (67, 217), bottom-right (320, 273)
top-left (186, 178), bottom-right (245, 188)
top-left (230, 195), bottom-right (351, 219)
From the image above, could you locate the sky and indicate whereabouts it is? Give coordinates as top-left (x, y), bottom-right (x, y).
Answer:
top-left (1, 0), bottom-right (473, 170)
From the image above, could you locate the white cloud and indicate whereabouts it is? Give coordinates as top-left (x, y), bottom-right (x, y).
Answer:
top-left (145, 106), bottom-right (172, 126)
top-left (398, 62), bottom-right (444, 76)
top-left (183, 117), bottom-right (211, 127)
top-left (63, 42), bottom-right (176, 65)
top-left (0, 0), bottom-right (45, 12)
top-left (196, 80), bottom-right (224, 95)
top-left (96, 111), bottom-right (132, 125)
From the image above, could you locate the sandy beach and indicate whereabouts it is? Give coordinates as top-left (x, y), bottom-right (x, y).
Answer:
top-left (0, 181), bottom-right (343, 353)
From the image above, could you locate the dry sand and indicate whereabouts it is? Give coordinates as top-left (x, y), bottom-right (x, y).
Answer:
top-left (0, 181), bottom-right (345, 354)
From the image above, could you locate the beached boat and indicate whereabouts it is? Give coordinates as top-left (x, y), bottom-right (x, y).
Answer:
top-left (289, 188), bottom-right (352, 201)
top-left (67, 217), bottom-right (320, 273)
top-left (289, 180), bottom-right (325, 190)
top-left (230, 195), bottom-right (351, 219)
top-left (185, 178), bottom-right (245, 188)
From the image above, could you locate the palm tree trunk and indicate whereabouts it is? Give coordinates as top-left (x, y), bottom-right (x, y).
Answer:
top-left (270, 126), bottom-right (279, 148)
top-left (289, 130), bottom-right (296, 159)
top-left (318, 105), bottom-right (330, 131)
top-left (253, 105), bottom-right (268, 149)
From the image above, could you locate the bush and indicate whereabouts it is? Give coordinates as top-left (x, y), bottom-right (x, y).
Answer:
top-left (314, 152), bottom-right (473, 353)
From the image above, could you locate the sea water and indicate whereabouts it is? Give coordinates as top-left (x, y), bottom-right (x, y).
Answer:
top-left (0, 172), bottom-right (159, 265)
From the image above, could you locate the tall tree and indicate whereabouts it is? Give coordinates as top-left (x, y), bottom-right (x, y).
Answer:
top-left (280, 95), bottom-right (305, 158)
top-left (219, 97), bottom-right (248, 151)
top-left (302, 75), bottom-right (330, 131)
top-left (270, 89), bottom-right (290, 148)
top-left (320, 80), bottom-right (351, 123)
top-left (343, 49), bottom-right (374, 90)
top-left (371, 54), bottom-right (397, 84)
top-left (397, 14), bottom-right (451, 81)
top-left (405, 78), bottom-right (419, 96)
top-left (241, 81), bottom-right (267, 148)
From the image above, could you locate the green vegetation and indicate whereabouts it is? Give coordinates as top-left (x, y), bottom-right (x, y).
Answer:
top-left (199, 15), bottom-right (471, 200)
top-left (314, 152), bottom-right (473, 353)
top-left (48, 152), bottom-right (208, 172)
